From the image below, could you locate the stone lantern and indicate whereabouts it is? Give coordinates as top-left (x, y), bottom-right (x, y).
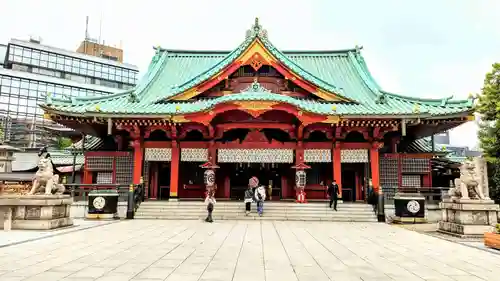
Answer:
top-left (291, 162), bottom-right (311, 203)
top-left (0, 144), bottom-right (21, 173)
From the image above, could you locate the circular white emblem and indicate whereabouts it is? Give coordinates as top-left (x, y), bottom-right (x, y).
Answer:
top-left (93, 196), bottom-right (106, 210)
top-left (407, 200), bottom-right (420, 214)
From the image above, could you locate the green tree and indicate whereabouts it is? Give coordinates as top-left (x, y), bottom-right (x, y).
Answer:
top-left (56, 137), bottom-right (73, 150)
top-left (476, 63), bottom-right (500, 203)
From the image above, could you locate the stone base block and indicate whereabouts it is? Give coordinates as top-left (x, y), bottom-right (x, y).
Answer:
top-left (11, 217), bottom-right (73, 230)
top-left (86, 213), bottom-right (116, 220)
top-left (393, 216), bottom-right (427, 224)
top-left (0, 194), bottom-right (73, 230)
top-left (439, 199), bottom-right (498, 237)
top-left (438, 221), bottom-right (493, 238)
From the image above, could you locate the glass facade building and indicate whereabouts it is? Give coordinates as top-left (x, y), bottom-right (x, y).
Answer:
top-left (0, 39), bottom-right (139, 148)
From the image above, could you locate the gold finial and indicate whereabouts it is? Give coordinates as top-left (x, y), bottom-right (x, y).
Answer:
top-left (175, 105), bottom-right (181, 112)
top-left (95, 105), bottom-right (101, 112)
top-left (331, 105), bottom-right (337, 112)
top-left (413, 104), bottom-right (420, 113)
top-left (255, 17), bottom-right (259, 26)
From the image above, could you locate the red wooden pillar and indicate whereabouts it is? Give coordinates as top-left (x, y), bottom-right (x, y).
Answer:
top-left (370, 142), bottom-right (382, 192)
top-left (170, 141), bottom-right (180, 199)
top-left (333, 142), bottom-right (342, 195)
top-left (132, 140), bottom-right (143, 185)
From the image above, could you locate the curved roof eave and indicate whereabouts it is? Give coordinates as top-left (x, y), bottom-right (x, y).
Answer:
top-left (350, 50), bottom-right (474, 108)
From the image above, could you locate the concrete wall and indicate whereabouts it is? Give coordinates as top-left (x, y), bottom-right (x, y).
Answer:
top-left (70, 202), bottom-right (128, 219)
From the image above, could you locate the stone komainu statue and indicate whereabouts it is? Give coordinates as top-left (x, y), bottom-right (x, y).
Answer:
top-left (28, 147), bottom-right (65, 195)
top-left (449, 160), bottom-right (485, 200)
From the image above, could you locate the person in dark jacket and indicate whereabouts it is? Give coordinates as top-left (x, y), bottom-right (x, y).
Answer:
top-left (327, 180), bottom-right (340, 211)
top-left (244, 186), bottom-right (254, 216)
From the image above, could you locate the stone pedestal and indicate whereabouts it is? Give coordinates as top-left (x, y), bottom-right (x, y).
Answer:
top-left (438, 198), bottom-right (499, 238)
top-left (0, 195), bottom-right (73, 230)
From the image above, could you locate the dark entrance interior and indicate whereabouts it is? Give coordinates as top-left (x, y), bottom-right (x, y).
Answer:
top-left (220, 163), bottom-right (289, 200)
top-left (157, 162), bottom-right (171, 200)
top-left (341, 163), bottom-right (366, 202)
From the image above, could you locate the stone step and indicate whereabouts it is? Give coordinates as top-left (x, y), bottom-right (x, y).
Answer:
top-left (134, 215), bottom-right (378, 222)
top-left (136, 201), bottom-right (377, 222)
top-left (139, 204), bottom-right (373, 210)
top-left (136, 209), bottom-right (374, 216)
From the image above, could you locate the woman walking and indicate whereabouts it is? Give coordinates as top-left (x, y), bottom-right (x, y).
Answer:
top-left (205, 191), bottom-right (216, 223)
top-left (244, 186), bottom-right (254, 216)
top-left (255, 185), bottom-right (266, 216)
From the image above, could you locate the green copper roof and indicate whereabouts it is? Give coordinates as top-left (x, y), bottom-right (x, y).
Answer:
top-left (41, 19), bottom-right (474, 118)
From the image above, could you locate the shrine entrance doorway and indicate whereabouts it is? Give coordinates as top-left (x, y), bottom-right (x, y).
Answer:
top-left (221, 163), bottom-right (290, 200)
top-left (341, 163), bottom-right (367, 202)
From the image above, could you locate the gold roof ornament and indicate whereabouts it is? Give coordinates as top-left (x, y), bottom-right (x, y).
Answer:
top-left (95, 105), bottom-right (101, 112)
top-left (413, 104), bottom-right (420, 114)
top-left (331, 105), bottom-right (337, 112)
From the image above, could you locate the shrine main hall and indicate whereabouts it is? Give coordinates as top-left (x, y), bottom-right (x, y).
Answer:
top-left (41, 19), bottom-right (474, 202)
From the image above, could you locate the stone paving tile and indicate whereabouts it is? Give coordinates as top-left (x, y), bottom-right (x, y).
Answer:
top-left (0, 220), bottom-right (499, 280)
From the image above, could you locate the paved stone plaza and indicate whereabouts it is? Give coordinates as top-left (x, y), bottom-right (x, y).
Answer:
top-left (0, 220), bottom-right (498, 281)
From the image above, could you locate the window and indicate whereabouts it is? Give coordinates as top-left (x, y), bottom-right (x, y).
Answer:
top-left (12, 46), bottom-right (22, 55)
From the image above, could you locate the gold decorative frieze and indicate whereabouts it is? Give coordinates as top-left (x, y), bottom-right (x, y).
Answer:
top-left (171, 115), bottom-right (189, 123)
top-left (234, 101), bottom-right (277, 111)
top-left (324, 115), bottom-right (341, 124)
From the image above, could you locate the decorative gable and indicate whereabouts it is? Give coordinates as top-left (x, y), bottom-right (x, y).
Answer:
top-left (169, 18), bottom-right (351, 103)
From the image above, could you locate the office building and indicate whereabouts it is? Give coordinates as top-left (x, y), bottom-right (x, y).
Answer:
top-left (0, 37), bottom-right (139, 148)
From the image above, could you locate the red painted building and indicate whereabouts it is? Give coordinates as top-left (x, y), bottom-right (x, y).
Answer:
top-left (41, 19), bottom-right (474, 202)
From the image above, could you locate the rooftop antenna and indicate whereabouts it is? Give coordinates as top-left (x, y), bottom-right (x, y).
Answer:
top-left (85, 16), bottom-right (89, 40)
top-left (98, 11), bottom-right (103, 57)
top-left (84, 16), bottom-right (89, 54)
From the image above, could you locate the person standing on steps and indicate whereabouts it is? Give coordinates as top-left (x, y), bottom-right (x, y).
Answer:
top-left (327, 179), bottom-right (340, 211)
top-left (205, 190), bottom-right (216, 223)
top-left (244, 185), bottom-right (254, 216)
top-left (255, 185), bottom-right (266, 216)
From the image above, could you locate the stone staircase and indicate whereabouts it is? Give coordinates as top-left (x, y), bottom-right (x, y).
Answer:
top-left (135, 201), bottom-right (377, 222)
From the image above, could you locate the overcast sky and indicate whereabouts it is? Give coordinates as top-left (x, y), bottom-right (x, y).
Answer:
top-left (2, 0), bottom-right (499, 149)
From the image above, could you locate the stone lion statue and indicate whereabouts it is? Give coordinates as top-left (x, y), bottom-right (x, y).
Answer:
top-left (28, 157), bottom-right (65, 195)
top-left (449, 160), bottom-right (485, 200)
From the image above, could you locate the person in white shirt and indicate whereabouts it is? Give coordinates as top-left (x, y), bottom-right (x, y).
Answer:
top-left (254, 185), bottom-right (266, 216)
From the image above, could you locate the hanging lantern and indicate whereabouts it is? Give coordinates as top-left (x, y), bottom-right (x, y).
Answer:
top-left (249, 176), bottom-right (259, 188)
top-left (295, 170), bottom-right (306, 189)
top-left (204, 169), bottom-right (216, 187)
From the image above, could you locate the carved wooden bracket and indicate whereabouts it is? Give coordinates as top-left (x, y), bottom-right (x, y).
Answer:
top-left (341, 126), bottom-right (370, 140)
top-left (113, 135), bottom-right (123, 151)
top-left (144, 125), bottom-right (170, 139)
top-left (130, 139), bottom-right (141, 149)
top-left (117, 124), bottom-right (141, 139)
top-left (178, 123), bottom-right (209, 139)
top-left (303, 124), bottom-right (333, 140)
top-left (371, 141), bottom-right (384, 149)
top-left (372, 125), bottom-right (399, 141)
top-left (169, 125), bottom-right (178, 140)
